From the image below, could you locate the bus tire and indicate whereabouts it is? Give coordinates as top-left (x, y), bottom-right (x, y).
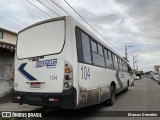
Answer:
top-left (107, 86), bottom-right (115, 106)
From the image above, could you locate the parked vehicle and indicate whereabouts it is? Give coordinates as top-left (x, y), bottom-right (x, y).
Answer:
top-left (149, 72), bottom-right (154, 79)
top-left (130, 78), bottom-right (134, 86)
top-left (158, 79), bottom-right (160, 85)
top-left (134, 76), bottom-right (140, 80)
top-left (129, 75), bottom-right (134, 86)
top-left (153, 73), bottom-right (159, 82)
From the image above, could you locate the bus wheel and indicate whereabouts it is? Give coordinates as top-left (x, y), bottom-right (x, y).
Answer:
top-left (107, 86), bottom-right (115, 106)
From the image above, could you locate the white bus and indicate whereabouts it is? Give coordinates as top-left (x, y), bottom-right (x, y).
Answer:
top-left (12, 16), bottom-right (130, 109)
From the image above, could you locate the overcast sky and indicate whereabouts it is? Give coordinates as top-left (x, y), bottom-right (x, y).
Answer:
top-left (0, 0), bottom-right (160, 72)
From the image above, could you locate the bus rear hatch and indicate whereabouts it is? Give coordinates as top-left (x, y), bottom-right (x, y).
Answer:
top-left (15, 19), bottom-right (66, 93)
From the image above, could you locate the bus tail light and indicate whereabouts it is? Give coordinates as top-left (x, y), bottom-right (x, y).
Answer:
top-left (65, 75), bottom-right (70, 80)
top-left (65, 68), bottom-right (71, 73)
top-left (64, 61), bottom-right (73, 89)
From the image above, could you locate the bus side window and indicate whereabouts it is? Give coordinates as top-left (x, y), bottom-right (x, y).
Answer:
top-left (97, 44), bottom-right (103, 56)
top-left (104, 49), bottom-right (113, 69)
top-left (75, 27), bottom-right (83, 62)
top-left (91, 40), bottom-right (97, 53)
top-left (81, 32), bottom-right (92, 64)
top-left (91, 41), bottom-right (105, 67)
top-left (122, 61), bottom-right (125, 71)
top-left (113, 54), bottom-right (119, 70)
top-left (119, 58), bottom-right (123, 71)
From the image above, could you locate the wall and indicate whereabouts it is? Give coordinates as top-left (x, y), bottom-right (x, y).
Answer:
top-left (0, 50), bottom-right (14, 80)
top-left (0, 29), bottom-right (17, 81)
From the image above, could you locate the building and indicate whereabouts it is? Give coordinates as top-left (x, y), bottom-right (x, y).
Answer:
top-left (0, 27), bottom-right (17, 80)
top-left (154, 65), bottom-right (160, 73)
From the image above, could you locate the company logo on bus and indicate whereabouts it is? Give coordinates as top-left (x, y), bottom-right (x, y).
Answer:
top-left (36, 59), bottom-right (57, 68)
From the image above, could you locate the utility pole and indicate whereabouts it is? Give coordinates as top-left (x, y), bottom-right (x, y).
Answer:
top-left (125, 45), bottom-right (133, 60)
top-left (133, 55), bottom-right (138, 78)
top-left (135, 58), bottom-right (138, 74)
top-left (133, 55), bottom-right (137, 69)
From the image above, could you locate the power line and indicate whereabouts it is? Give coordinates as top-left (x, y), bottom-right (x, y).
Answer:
top-left (105, 0), bottom-right (113, 13)
top-left (37, 0), bottom-right (60, 17)
top-left (25, 0), bottom-right (52, 18)
top-left (23, 0), bottom-right (46, 17)
top-left (94, 0), bottom-right (109, 16)
top-left (138, 47), bottom-right (160, 54)
top-left (99, 0), bottom-right (110, 15)
top-left (128, 48), bottom-right (141, 57)
top-left (26, 0), bottom-right (124, 55)
top-left (45, 0), bottom-right (64, 16)
top-left (63, 0), bottom-right (124, 54)
top-left (50, 0), bottom-right (69, 15)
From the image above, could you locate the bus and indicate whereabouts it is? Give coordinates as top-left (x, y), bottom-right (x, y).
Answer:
top-left (12, 16), bottom-right (130, 109)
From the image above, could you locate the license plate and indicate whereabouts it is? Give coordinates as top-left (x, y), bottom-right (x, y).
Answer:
top-left (30, 82), bottom-right (41, 88)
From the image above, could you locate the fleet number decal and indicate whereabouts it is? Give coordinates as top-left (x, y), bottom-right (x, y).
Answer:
top-left (50, 75), bottom-right (57, 80)
top-left (81, 66), bottom-right (90, 80)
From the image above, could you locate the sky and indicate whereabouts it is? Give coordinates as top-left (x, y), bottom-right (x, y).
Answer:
top-left (0, 0), bottom-right (160, 72)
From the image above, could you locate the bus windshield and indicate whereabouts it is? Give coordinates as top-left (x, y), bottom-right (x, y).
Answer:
top-left (17, 20), bottom-right (65, 59)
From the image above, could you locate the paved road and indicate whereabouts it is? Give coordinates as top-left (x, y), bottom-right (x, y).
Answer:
top-left (36, 77), bottom-right (160, 120)
top-left (1, 77), bottom-right (160, 120)
top-left (104, 77), bottom-right (160, 111)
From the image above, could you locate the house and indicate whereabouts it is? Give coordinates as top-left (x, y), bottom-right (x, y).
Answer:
top-left (154, 65), bottom-right (160, 73)
top-left (0, 27), bottom-right (17, 81)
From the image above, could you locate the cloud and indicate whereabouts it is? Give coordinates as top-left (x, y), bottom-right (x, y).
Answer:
top-left (0, 0), bottom-right (49, 32)
top-left (0, 0), bottom-right (159, 71)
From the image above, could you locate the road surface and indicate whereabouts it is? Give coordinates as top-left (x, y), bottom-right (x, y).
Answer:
top-left (36, 77), bottom-right (160, 120)
top-left (1, 77), bottom-right (160, 120)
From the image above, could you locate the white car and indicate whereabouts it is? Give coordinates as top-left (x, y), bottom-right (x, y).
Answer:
top-left (158, 80), bottom-right (160, 85)
top-left (158, 79), bottom-right (160, 85)
top-left (129, 76), bottom-right (134, 86)
top-left (153, 73), bottom-right (159, 82)
top-left (130, 78), bottom-right (134, 86)
top-left (134, 76), bottom-right (140, 80)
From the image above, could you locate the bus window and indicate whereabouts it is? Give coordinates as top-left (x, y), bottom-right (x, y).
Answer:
top-left (98, 44), bottom-right (103, 56)
top-left (91, 41), bottom-right (105, 67)
top-left (92, 52), bottom-right (105, 67)
top-left (81, 32), bottom-right (92, 64)
top-left (104, 49), bottom-right (113, 68)
top-left (121, 60), bottom-right (124, 71)
top-left (113, 55), bottom-right (119, 70)
top-left (91, 40), bottom-right (97, 53)
top-left (119, 58), bottom-right (123, 71)
top-left (104, 49), bottom-right (108, 58)
top-left (108, 51), bottom-right (112, 60)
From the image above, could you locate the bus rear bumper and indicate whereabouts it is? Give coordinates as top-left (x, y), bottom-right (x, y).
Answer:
top-left (12, 87), bottom-right (77, 109)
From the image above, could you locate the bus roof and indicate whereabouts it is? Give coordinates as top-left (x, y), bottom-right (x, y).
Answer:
top-left (19, 16), bottom-right (66, 34)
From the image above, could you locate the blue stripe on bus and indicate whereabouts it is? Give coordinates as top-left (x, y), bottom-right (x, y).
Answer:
top-left (18, 63), bottom-right (37, 81)
top-left (115, 71), bottom-right (124, 89)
